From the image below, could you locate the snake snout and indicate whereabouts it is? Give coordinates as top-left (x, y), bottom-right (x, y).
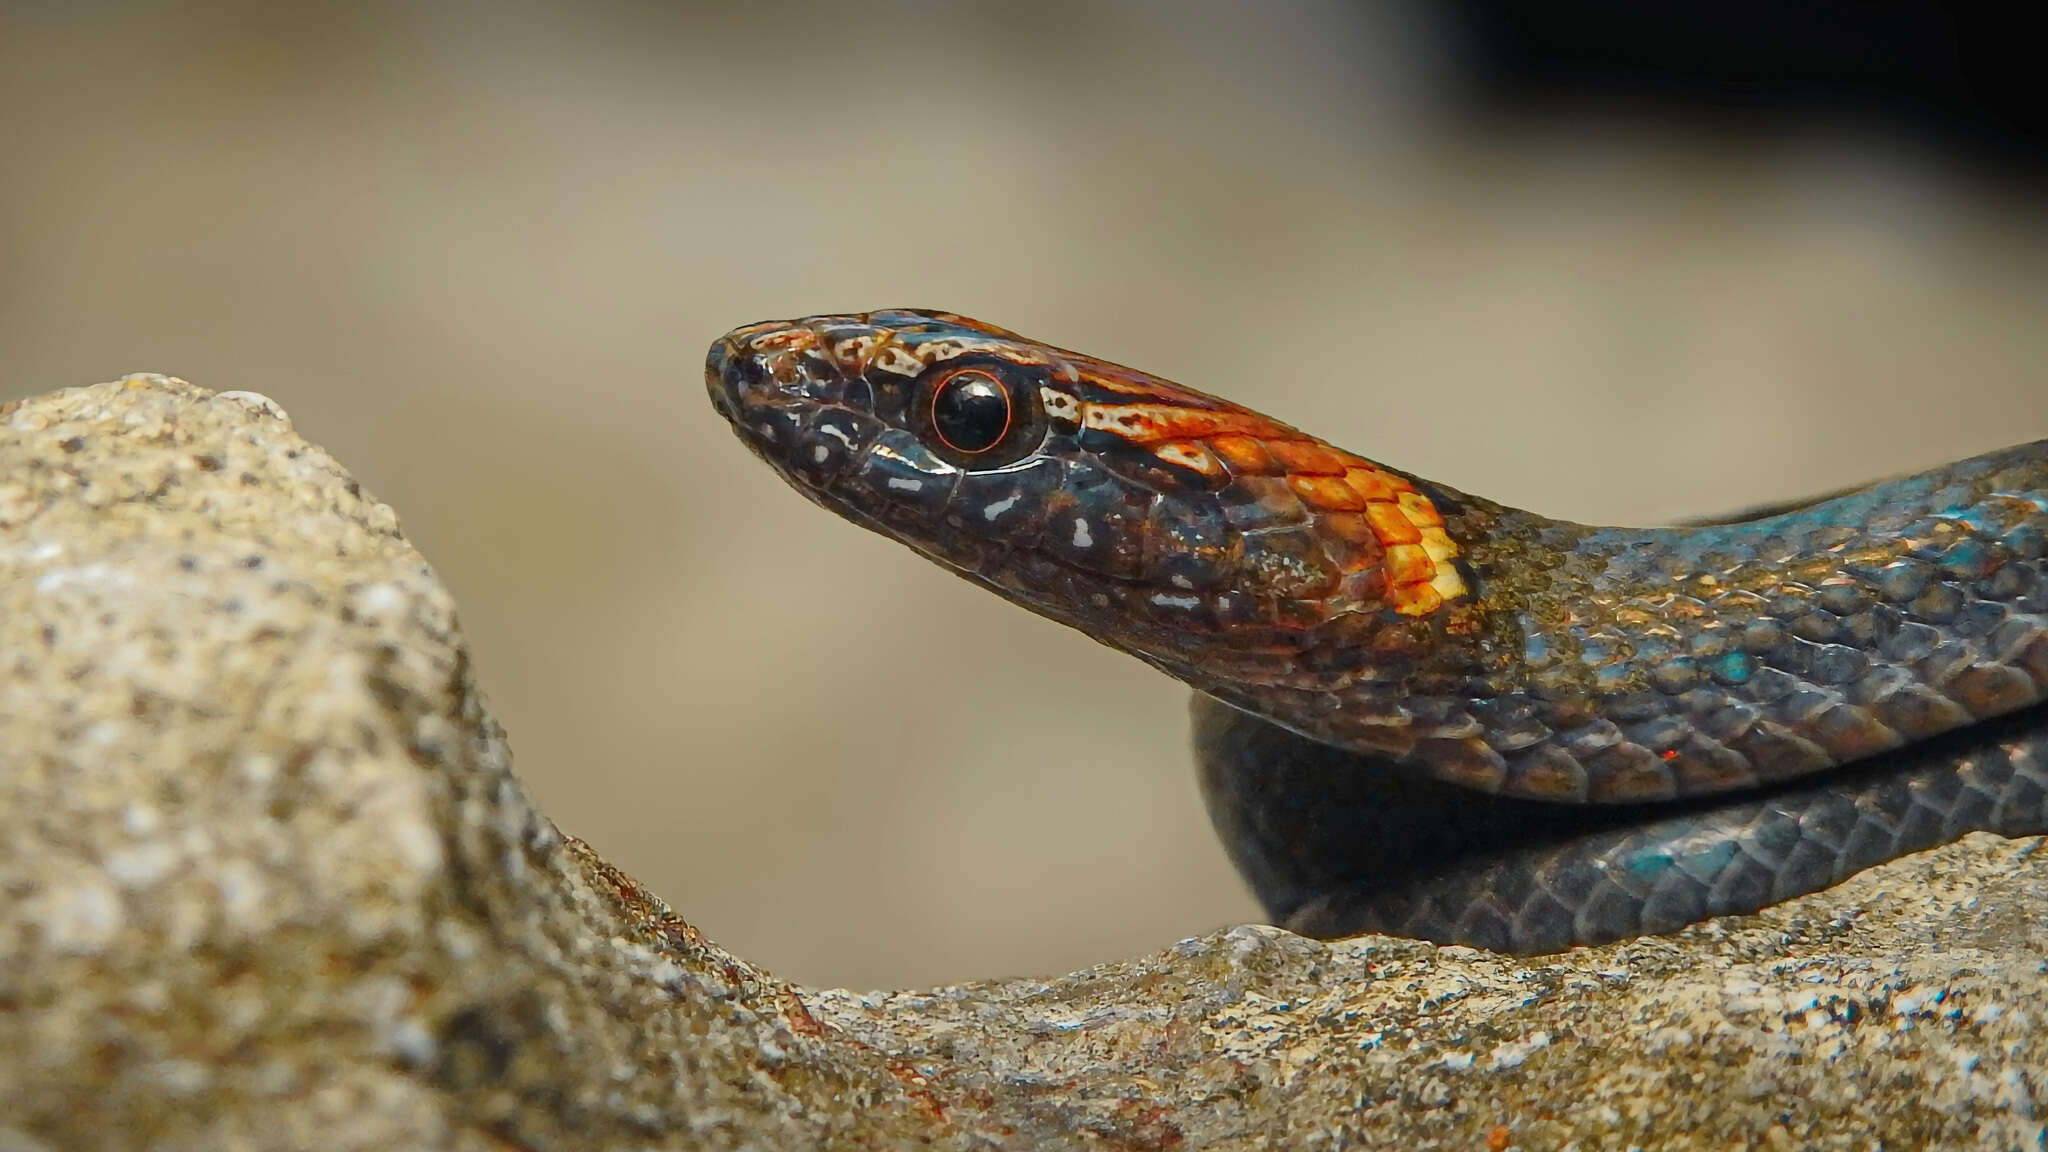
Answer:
top-left (705, 325), bottom-right (862, 489)
top-left (703, 337), bottom-right (761, 424)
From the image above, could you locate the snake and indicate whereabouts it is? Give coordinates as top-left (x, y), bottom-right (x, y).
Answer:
top-left (706, 309), bottom-right (2048, 954)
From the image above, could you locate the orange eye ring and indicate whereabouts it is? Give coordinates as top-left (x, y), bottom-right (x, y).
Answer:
top-left (915, 357), bottom-right (1049, 470)
top-left (929, 368), bottom-right (1013, 455)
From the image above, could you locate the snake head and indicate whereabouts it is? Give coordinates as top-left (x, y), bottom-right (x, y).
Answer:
top-left (707, 309), bottom-right (1472, 683)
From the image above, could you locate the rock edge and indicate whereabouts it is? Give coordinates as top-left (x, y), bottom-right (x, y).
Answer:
top-left (3, 377), bottom-right (2044, 1151)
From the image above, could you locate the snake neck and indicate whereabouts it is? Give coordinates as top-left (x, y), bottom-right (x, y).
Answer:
top-left (1231, 442), bottom-right (2048, 804)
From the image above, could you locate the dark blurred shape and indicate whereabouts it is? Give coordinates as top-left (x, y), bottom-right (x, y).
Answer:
top-left (1425, 2), bottom-right (2040, 175)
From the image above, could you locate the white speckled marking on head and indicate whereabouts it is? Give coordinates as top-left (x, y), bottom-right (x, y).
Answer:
top-left (983, 493), bottom-right (1021, 521)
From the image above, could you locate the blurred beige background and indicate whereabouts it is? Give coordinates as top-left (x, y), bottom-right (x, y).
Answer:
top-left (3, 1), bottom-right (2043, 991)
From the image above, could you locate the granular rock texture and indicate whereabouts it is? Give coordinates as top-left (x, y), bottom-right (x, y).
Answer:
top-left (3, 376), bottom-right (2045, 1150)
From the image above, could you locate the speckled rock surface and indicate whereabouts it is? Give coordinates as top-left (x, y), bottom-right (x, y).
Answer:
top-left (4, 377), bottom-right (2046, 1151)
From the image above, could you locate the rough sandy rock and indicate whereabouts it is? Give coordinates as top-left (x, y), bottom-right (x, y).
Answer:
top-left (2, 376), bottom-right (2045, 1151)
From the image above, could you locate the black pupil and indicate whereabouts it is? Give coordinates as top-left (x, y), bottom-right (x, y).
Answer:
top-left (932, 373), bottom-right (1010, 453)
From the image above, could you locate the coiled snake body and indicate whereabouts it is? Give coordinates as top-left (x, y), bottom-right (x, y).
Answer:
top-left (708, 310), bottom-right (2048, 953)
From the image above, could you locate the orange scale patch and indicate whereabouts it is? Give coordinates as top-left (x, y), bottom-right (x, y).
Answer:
top-left (1266, 439), bottom-right (1351, 476)
top-left (1396, 489), bottom-right (1444, 529)
top-left (1342, 467), bottom-right (1399, 504)
top-left (1289, 474), bottom-right (1368, 512)
top-left (1364, 502), bottom-right (1423, 547)
top-left (1310, 461), bottom-right (1471, 617)
top-left (1384, 543), bottom-right (1436, 587)
top-left (1389, 584), bottom-right (1443, 616)
top-left (1206, 434), bottom-right (1277, 475)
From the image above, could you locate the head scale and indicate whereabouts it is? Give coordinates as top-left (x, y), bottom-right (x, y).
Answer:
top-left (707, 309), bottom-right (1470, 691)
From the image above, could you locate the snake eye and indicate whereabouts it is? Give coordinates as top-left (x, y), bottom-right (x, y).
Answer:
top-left (932, 371), bottom-right (1011, 453)
top-left (917, 359), bottom-right (1047, 469)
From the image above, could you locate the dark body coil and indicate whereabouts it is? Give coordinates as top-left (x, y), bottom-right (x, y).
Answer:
top-left (709, 309), bottom-right (2048, 953)
top-left (1195, 697), bottom-right (2048, 952)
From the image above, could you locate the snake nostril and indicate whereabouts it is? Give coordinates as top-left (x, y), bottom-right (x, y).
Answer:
top-left (730, 353), bottom-right (769, 392)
